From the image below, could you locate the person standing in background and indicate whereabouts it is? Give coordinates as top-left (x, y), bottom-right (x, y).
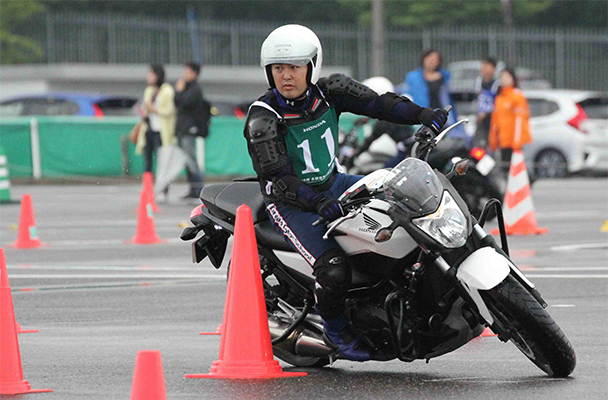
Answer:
top-left (403, 49), bottom-right (466, 141)
top-left (136, 64), bottom-right (176, 187)
top-left (174, 62), bottom-right (207, 200)
top-left (474, 56), bottom-right (500, 148)
top-left (489, 68), bottom-right (532, 180)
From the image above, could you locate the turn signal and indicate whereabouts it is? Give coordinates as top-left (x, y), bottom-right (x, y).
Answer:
top-left (455, 159), bottom-right (470, 176)
top-left (375, 228), bottom-right (393, 243)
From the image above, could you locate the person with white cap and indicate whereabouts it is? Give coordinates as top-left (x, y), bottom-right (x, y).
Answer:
top-left (244, 24), bottom-right (448, 361)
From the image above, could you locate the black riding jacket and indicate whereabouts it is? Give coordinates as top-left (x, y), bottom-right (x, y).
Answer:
top-left (244, 74), bottom-right (427, 211)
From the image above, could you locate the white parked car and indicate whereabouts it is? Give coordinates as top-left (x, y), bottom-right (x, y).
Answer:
top-left (452, 90), bottom-right (608, 178)
top-left (523, 90), bottom-right (607, 177)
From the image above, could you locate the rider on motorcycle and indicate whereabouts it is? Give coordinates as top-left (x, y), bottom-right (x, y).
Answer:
top-left (352, 77), bottom-right (416, 169)
top-left (244, 24), bottom-right (448, 361)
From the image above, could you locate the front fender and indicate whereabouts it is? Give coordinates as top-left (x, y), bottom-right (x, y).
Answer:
top-left (457, 247), bottom-right (510, 290)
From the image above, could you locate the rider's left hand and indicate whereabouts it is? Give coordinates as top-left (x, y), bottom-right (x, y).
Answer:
top-left (316, 198), bottom-right (345, 223)
top-left (418, 108), bottom-right (448, 134)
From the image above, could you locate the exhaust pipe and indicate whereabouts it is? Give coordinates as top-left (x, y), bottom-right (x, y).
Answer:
top-left (268, 315), bottom-right (333, 358)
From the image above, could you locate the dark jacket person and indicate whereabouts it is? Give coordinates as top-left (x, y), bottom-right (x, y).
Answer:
top-left (174, 62), bottom-right (207, 199)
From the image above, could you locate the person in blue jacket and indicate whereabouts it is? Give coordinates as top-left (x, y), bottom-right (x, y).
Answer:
top-left (403, 49), bottom-right (467, 141)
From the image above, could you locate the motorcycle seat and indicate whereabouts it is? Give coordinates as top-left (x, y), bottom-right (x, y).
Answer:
top-left (200, 182), bottom-right (268, 223)
top-left (254, 220), bottom-right (294, 252)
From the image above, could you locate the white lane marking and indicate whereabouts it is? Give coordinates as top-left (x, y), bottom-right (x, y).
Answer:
top-left (8, 274), bottom-right (225, 279)
top-left (3, 220), bottom-right (190, 228)
top-left (536, 210), bottom-right (605, 218)
top-left (423, 377), bottom-right (568, 383)
top-left (519, 267), bottom-right (608, 271)
top-left (551, 243), bottom-right (608, 251)
top-left (551, 304), bottom-right (576, 308)
top-left (525, 274), bottom-right (608, 279)
top-left (11, 265), bottom-right (216, 272)
top-left (23, 238), bottom-right (183, 246)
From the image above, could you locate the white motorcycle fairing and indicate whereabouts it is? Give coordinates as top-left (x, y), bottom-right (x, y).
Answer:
top-left (456, 247), bottom-right (511, 324)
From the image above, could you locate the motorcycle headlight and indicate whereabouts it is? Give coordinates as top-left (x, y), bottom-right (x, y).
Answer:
top-left (412, 191), bottom-right (468, 248)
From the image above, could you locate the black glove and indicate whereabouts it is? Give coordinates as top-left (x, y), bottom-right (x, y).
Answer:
top-left (418, 108), bottom-right (449, 134)
top-left (316, 198), bottom-right (345, 223)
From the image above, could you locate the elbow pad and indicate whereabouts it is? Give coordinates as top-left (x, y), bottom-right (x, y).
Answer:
top-left (246, 110), bottom-right (288, 176)
top-left (321, 74), bottom-right (377, 101)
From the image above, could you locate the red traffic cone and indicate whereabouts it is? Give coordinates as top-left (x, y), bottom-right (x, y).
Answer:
top-left (129, 190), bottom-right (163, 245)
top-left (142, 172), bottom-right (158, 213)
top-left (186, 204), bottom-right (307, 379)
top-left (492, 150), bottom-right (547, 236)
top-left (16, 322), bottom-right (38, 334)
top-left (0, 249), bottom-right (52, 395)
top-left (130, 350), bottom-right (167, 400)
top-left (200, 324), bottom-right (223, 336)
top-left (0, 257), bottom-right (38, 334)
top-left (12, 194), bottom-right (45, 249)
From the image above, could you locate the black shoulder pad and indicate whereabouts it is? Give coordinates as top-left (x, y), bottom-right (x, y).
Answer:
top-left (245, 108), bottom-right (287, 176)
top-left (320, 74), bottom-right (377, 101)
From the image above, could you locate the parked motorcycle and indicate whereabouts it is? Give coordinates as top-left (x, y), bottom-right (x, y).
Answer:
top-left (339, 118), bottom-right (503, 219)
top-left (181, 116), bottom-right (575, 377)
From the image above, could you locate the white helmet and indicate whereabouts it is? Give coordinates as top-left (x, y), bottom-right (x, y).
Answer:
top-left (260, 24), bottom-right (323, 87)
top-left (361, 77), bottom-right (395, 95)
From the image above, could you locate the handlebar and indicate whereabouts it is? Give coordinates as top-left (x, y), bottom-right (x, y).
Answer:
top-left (312, 217), bottom-right (325, 227)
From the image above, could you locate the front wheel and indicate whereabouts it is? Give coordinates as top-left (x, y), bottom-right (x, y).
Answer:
top-left (482, 276), bottom-right (576, 377)
top-left (534, 149), bottom-right (568, 179)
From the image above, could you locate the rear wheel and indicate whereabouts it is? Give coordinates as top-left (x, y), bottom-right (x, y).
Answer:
top-left (482, 276), bottom-right (576, 377)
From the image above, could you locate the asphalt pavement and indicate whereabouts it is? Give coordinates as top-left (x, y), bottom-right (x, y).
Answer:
top-left (0, 178), bottom-right (606, 400)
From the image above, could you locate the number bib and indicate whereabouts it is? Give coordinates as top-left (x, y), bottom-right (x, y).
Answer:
top-left (284, 108), bottom-right (340, 186)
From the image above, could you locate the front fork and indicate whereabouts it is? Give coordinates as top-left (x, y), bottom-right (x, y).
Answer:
top-left (429, 221), bottom-right (546, 336)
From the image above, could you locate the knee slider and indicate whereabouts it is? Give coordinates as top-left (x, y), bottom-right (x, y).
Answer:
top-left (313, 249), bottom-right (351, 292)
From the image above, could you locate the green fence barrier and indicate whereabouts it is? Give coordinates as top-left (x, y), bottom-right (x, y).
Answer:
top-left (0, 113), bottom-right (362, 178)
top-left (0, 119), bottom-right (33, 177)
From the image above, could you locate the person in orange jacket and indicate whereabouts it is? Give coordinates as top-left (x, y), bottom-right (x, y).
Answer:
top-left (489, 68), bottom-right (532, 179)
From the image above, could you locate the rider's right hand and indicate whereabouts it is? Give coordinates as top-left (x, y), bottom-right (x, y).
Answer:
top-left (418, 108), bottom-right (448, 134)
top-left (316, 198), bottom-right (345, 223)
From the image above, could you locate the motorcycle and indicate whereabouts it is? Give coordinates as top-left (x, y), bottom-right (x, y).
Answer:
top-left (181, 116), bottom-right (576, 377)
top-left (339, 117), bottom-right (503, 219)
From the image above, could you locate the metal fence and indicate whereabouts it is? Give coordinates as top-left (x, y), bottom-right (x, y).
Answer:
top-left (22, 11), bottom-right (608, 91)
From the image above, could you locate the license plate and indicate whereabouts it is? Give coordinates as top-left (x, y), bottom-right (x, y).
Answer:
top-left (476, 155), bottom-right (496, 176)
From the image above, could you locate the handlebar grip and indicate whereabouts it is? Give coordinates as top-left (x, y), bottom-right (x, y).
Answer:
top-left (312, 217), bottom-right (325, 227)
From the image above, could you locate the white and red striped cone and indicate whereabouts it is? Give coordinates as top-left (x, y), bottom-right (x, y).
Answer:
top-left (492, 150), bottom-right (547, 236)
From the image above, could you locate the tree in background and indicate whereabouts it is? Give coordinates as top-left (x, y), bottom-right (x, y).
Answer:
top-left (340, 0), bottom-right (605, 28)
top-left (40, 0), bottom-right (607, 28)
top-left (0, 0), bottom-right (45, 64)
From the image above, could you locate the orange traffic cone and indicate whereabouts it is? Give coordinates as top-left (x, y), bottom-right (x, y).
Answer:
top-left (12, 194), bottom-right (45, 249)
top-left (493, 150), bottom-right (547, 236)
top-left (0, 249), bottom-right (52, 395)
top-left (199, 324), bottom-right (223, 336)
top-left (186, 204), bottom-right (307, 379)
top-left (481, 327), bottom-right (498, 337)
top-left (142, 172), bottom-right (158, 213)
top-left (130, 350), bottom-right (167, 400)
top-left (129, 190), bottom-right (163, 245)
